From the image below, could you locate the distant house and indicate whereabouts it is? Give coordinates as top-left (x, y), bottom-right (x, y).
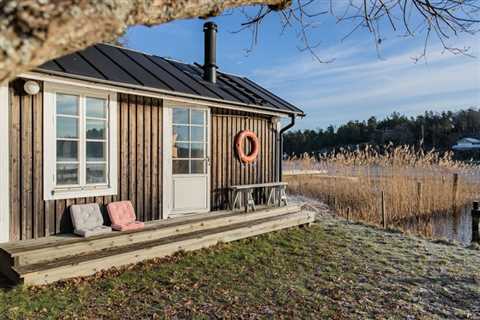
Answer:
top-left (452, 137), bottom-right (480, 151)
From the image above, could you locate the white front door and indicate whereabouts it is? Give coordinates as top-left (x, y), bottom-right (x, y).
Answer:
top-left (163, 105), bottom-right (210, 216)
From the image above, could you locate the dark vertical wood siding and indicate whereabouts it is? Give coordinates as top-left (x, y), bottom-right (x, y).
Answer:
top-left (117, 93), bottom-right (163, 224)
top-left (8, 79), bottom-right (163, 240)
top-left (210, 108), bottom-right (279, 210)
top-left (8, 78), bottom-right (278, 241)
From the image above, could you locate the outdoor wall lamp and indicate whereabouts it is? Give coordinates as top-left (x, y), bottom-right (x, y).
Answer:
top-left (24, 80), bottom-right (40, 95)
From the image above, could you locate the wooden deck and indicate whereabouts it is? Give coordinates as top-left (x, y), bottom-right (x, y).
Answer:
top-left (0, 205), bottom-right (313, 286)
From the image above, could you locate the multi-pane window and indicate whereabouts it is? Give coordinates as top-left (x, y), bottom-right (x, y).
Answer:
top-left (172, 108), bottom-right (207, 174)
top-left (85, 97), bottom-right (108, 184)
top-left (55, 94), bottom-right (109, 186)
top-left (56, 94), bottom-right (80, 185)
top-left (44, 83), bottom-right (117, 200)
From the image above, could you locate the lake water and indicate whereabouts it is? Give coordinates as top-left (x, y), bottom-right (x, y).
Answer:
top-left (290, 193), bottom-right (475, 246)
top-left (398, 206), bottom-right (473, 246)
top-left (284, 161), bottom-right (479, 246)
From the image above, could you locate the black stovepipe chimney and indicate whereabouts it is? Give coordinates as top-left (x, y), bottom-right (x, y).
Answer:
top-left (203, 21), bottom-right (218, 84)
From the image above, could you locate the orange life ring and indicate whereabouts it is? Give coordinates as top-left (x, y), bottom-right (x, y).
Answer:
top-left (235, 130), bottom-right (260, 164)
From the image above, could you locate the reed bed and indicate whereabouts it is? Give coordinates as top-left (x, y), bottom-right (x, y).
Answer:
top-left (284, 145), bottom-right (480, 235)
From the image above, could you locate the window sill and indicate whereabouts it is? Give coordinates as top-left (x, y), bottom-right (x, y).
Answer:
top-left (44, 186), bottom-right (117, 201)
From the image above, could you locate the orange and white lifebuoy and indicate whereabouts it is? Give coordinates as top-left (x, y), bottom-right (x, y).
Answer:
top-left (235, 130), bottom-right (260, 164)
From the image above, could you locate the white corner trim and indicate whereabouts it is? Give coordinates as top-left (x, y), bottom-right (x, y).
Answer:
top-left (0, 84), bottom-right (10, 243)
top-left (162, 105), bottom-right (172, 219)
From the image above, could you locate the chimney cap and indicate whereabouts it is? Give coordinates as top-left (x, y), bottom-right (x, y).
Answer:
top-left (203, 21), bottom-right (218, 31)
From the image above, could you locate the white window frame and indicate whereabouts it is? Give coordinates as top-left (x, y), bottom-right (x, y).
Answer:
top-left (44, 82), bottom-right (118, 200)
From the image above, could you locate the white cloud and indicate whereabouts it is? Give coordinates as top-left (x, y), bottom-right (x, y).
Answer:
top-left (250, 37), bottom-right (480, 129)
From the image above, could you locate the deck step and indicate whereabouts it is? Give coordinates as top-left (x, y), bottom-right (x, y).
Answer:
top-left (1, 205), bottom-right (301, 267)
top-left (14, 210), bottom-right (314, 286)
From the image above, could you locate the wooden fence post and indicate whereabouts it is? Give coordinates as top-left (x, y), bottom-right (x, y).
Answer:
top-left (472, 201), bottom-right (480, 243)
top-left (346, 207), bottom-right (350, 222)
top-left (452, 173), bottom-right (459, 214)
top-left (381, 191), bottom-right (386, 229)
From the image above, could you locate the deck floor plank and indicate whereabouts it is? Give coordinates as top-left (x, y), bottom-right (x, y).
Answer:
top-left (15, 210), bottom-right (313, 285)
top-left (1, 206), bottom-right (301, 265)
top-left (0, 206), bottom-right (312, 286)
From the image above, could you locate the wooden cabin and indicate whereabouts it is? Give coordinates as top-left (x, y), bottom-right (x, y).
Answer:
top-left (0, 23), bottom-right (311, 285)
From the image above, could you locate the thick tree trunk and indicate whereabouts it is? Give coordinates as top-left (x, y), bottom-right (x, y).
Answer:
top-left (0, 0), bottom-right (289, 83)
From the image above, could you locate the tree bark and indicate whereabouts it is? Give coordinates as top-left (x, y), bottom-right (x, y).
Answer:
top-left (0, 0), bottom-right (289, 83)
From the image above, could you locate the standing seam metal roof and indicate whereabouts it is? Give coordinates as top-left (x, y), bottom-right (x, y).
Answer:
top-left (37, 43), bottom-right (304, 116)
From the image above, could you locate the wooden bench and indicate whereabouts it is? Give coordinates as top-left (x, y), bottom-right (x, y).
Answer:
top-left (230, 182), bottom-right (288, 212)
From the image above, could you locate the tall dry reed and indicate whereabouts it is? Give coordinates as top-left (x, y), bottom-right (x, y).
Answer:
top-left (284, 145), bottom-right (480, 234)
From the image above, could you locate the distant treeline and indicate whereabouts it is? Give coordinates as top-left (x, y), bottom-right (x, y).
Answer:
top-left (284, 108), bottom-right (480, 155)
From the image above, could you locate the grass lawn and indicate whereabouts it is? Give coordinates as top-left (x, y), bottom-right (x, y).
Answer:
top-left (1, 216), bottom-right (479, 319)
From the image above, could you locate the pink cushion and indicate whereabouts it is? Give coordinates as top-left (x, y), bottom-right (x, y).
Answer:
top-left (107, 201), bottom-right (144, 231)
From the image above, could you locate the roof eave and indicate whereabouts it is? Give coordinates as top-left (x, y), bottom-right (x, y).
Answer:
top-left (28, 68), bottom-right (305, 117)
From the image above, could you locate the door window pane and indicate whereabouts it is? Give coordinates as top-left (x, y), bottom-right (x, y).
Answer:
top-left (173, 125), bottom-right (189, 142)
top-left (173, 108), bottom-right (189, 124)
top-left (173, 160), bottom-right (189, 174)
top-left (86, 141), bottom-right (106, 161)
top-left (191, 143), bottom-right (204, 158)
top-left (57, 164), bottom-right (79, 185)
top-left (57, 94), bottom-right (79, 115)
top-left (86, 97), bottom-right (107, 118)
top-left (86, 163), bottom-right (107, 184)
top-left (174, 143), bottom-right (189, 158)
top-left (86, 119), bottom-right (106, 139)
top-left (191, 110), bottom-right (205, 125)
top-left (172, 107), bottom-right (207, 176)
top-left (57, 117), bottom-right (78, 139)
top-left (191, 127), bottom-right (204, 142)
top-left (191, 160), bottom-right (205, 174)
top-left (57, 141), bottom-right (78, 161)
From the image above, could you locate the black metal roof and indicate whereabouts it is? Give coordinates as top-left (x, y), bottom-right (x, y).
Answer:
top-left (37, 43), bottom-right (304, 116)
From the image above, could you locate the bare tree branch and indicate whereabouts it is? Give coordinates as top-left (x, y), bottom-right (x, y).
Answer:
top-left (335, 0), bottom-right (480, 60)
top-left (0, 0), bottom-right (478, 83)
top-left (239, 0), bottom-right (479, 62)
top-left (0, 0), bottom-right (291, 83)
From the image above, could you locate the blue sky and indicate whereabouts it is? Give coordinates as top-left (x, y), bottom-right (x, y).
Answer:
top-left (122, 4), bottom-right (480, 130)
